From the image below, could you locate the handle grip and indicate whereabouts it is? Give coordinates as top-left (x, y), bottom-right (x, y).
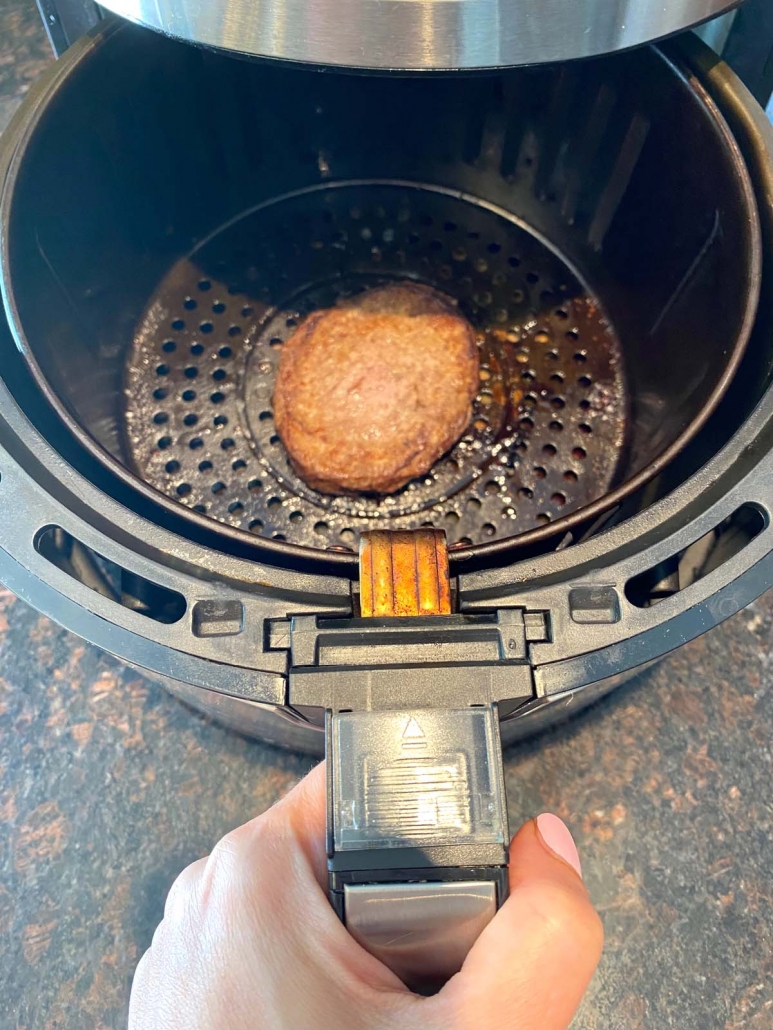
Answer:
top-left (326, 705), bottom-right (509, 989)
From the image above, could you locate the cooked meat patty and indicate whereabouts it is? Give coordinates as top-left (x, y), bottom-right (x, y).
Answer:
top-left (273, 282), bottom-right (479, 494)
top-left (337, 281), bottom-right (458, 317)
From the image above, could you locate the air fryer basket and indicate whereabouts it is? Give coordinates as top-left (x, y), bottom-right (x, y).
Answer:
top-left (1, 24), bottom-right (773, 753)
top-left (0, 24), bottom-right (760, 569)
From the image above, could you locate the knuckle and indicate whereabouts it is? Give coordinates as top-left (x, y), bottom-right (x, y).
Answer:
top-left (163, 858), bottom-right (205, 919)
top-left (150, 915), bottom-right (171, 951)
top-left (223, 814), bottom-right (277, 857)
top-left (132, 946), bottom-right (153, 990)
top-left (208, 816), bottom-right (277, 882)
top-left (209, 830), bottom-right (242, 865)
top-left (526, 880), bottom-right (604, 957)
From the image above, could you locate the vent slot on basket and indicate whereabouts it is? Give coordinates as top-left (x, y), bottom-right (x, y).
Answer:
top-left (625, 504), bottom-right (768, 608)
top-left (35, 526), bottom-right (186, 624)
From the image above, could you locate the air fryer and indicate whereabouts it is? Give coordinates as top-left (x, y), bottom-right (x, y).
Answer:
top-left (2, 0), bottom-right (773, 984)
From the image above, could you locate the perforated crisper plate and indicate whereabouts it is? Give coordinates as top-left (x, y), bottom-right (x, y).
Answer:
top-left (124, 182), bottom-right (627, 552)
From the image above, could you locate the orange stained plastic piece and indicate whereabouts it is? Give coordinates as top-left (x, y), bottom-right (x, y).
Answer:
top-left (359, 529), bottom-right (452, 618)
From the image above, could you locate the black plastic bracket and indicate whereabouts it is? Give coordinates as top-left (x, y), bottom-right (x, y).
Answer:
top-left (722, 0), bottom-right (773, 107)
top-left (35, 0), bottom-right (102, 55)
top-left (275, 609), bottom-right (548, 720)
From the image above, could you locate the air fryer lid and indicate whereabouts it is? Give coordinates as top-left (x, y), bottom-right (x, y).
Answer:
top-left (0, 26), bottom-right (760, 570)
top-left (92, 0), bottom-right (738, 70)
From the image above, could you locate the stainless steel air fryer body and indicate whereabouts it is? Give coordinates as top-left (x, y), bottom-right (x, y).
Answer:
top-left (92, 0), bottom-right (740, 70)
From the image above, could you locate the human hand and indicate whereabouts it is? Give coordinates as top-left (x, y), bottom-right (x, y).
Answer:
top-left (129, 762), bottom-right (602, 1030)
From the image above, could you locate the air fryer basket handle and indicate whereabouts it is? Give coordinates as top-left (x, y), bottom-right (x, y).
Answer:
top-left (325, 705), bottom-right (510, 989)
top-left (292, 529), bottom-right (528, 987)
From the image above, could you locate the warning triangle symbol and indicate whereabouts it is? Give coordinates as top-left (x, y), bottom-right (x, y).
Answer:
top-left (402, 717), bottom-right (425, 740)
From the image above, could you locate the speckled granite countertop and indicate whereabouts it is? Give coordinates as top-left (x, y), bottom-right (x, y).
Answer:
top-left (1, 5), bottom-right (772, 1028)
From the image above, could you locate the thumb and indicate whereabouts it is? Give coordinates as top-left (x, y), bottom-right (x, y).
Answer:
top-left (439, 815), bottom-right (603, 1030)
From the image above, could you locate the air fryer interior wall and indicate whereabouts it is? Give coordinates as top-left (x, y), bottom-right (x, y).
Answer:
top-left (1, 24), bottom-right (762, 564)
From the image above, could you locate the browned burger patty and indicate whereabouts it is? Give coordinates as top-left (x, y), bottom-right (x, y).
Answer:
top-left (273, 283), bottom-right (479, 494)
top-left (336, 281), bottom-right (458, 317)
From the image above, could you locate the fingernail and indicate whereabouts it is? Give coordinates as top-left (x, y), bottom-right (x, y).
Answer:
top-left (536, 813), bottom-right (583, 879)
